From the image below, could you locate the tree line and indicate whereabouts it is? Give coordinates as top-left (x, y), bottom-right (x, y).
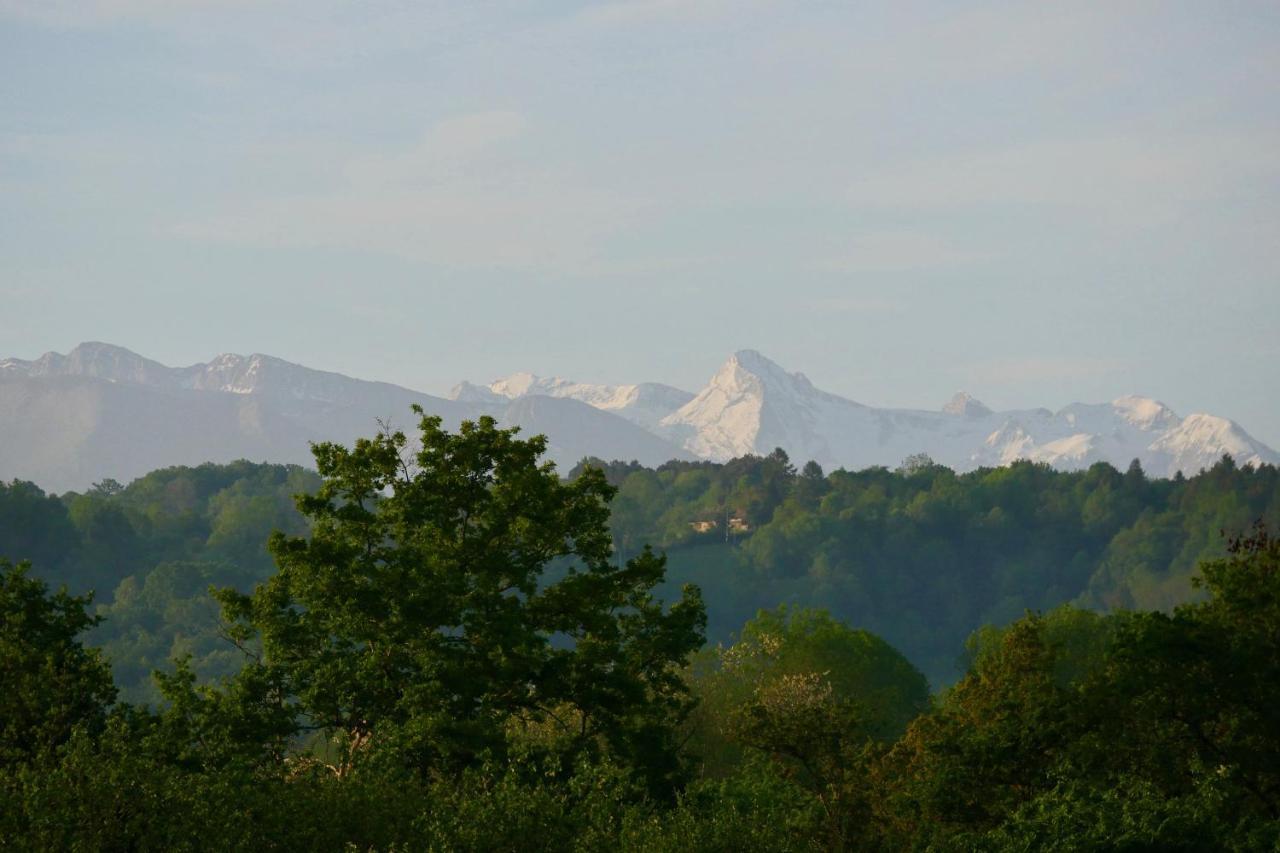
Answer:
top-left (3, 440), bottom-right (1278, 700)
top-left (583, 448), bottom-right (1279, 682)
top-left (1, 412), bottom-right (1278, 848)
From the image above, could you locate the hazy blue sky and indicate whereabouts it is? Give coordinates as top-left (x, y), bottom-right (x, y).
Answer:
top-left (3, 2), bottom-right (1278, 445)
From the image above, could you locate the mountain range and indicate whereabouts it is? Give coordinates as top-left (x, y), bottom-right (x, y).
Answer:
top-left (1, 342), bottom-right (1275, 492)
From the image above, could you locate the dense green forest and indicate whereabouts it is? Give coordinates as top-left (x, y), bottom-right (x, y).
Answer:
top-left (2, 411), bottom-right (1278, 849)
top-left (2, 413), bottom-right (1279, 849)
top-left (3, 442), bottom-right (1275, 699)
top-left (0, 462), bottom-right (320, 703)
top-left (587, 451), bottom-right (1280, 682)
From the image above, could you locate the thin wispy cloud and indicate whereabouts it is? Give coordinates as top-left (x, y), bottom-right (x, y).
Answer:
top-left (170, 111), bottom-right (646, 273)
top-left (343, 111), bottom-right (529, 187)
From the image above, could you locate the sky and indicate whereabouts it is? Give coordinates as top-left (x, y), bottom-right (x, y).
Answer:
top-left (2, 1), bottom-right (1279, 446)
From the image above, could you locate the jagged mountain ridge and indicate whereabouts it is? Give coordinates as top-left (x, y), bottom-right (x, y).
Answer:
top-left (2, 341), bottom-right (431, 406)
top-left (456, 349), bottom-right (1277, 478)
top-left (0, 343), bottom-right (691, 492)
top-left (450, 373), bottom-right (693, 433)
top-left (654, 350), bottom-right (1277, 477)
top-left (1, 343), bottom-right (1274, 492)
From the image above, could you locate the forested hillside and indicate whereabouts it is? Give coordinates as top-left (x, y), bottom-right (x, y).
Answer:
top-left (2, 448), bottom-right (1276, 696)
top-left (0, 463), bottom-right (319, 702)
top-left (588, 451), bottom-right (1280, 680)
top-left (2, 416), bottom-right (1277, 850)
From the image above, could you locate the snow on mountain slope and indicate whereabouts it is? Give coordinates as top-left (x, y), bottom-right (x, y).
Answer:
top-left (2, 342), bottom-right (446, 411)
top-left (0, 343), bottom-right (690, 491)
top-left (962, 398), bottom-right (1276, 476)
top-left (2, 343), bottom-right (1274, 490)
top-left (657, 350), bottom-right (1021, 471)
top-left (450, 372), bottom-right (693, 432)
top-left (941, 392), bottom-right (992, 418)
top-left (448, 381), bottom-right (508, 405)
top-left (2, 341), bottom-right (177, 387)
top-left (1111, 395), bottom-right (1181, 431)
top-left (658, 350), bottom-right (1278, 477)
top-left (1149, 413), bottom-right (1277, 474)
top-left (659, 350), bottom-right (864, 463)
top-left (500, 396), bottom-right (692, 468)
top-left (0, 344), bottom-right (490, 492)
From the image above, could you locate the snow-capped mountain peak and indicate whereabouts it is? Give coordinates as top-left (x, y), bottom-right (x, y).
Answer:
top-left (1111, 395), bottom-right (1179, 430)
top-left (186, 352), bottom-right (265, 394)
top-left (488, 371), bottom-right (562, 399)
top-left (447, 371), bottom-right (694, 432)
top-left (2, 343), bottom-right (1274, 486)
top-left (1150, 413), bottom-right (1275, 472)
top-left (1, 344), bottom-right (433, 408)
top-left (715, 349), bottom-right (819, 396)
top-left (1, 342), bottom-right (172, 386)
top-left (660, 350), bottom-right (860, 463)
top-left (942, 392), bottom-right (992, 418)
top-left (448, 380), bottom-right (507, 404)
top-left (659, 350), bottom-right (1277, 476)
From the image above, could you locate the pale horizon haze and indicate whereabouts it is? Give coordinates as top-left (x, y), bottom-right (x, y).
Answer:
top-left (2, 2), bottom-right (1278, 445)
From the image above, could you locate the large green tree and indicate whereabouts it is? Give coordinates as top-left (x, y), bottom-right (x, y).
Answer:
top-left (210, 409), bottom-right (706, 788)
top-left (687, 607), bottom-right (929, 850)
top-left (878, 528), bottom-right (1280, 849)
top-left (0, 559), bottom-right (116, 769)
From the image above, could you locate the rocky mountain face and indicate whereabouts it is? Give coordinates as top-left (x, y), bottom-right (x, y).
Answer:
top-left (0, 343), bottom-right (689, 492)
top-left (450, 374), bottom-right (693, 432)
top-left (654, 350), bottom-right (1276, 476)
top-left (1, 343), bottom-right (1274, 492)
top-left (461, 349), bottom-right (1275, 477)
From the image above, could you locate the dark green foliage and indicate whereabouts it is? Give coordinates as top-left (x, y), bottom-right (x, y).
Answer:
top-left (0, 463), bottom-right (320, 701)
top-left (9, 461), bottom-right (320, 598)
top-left (3, 511), bottom-right (1280, 849)
top-left (64, 493), bottom-right (141, 592)
top-left (3, 433), bottom-right (1280, 849)
top-left (0, 559), bottom-right (116, 769)
top-left (208, 410), bottom-right (706, 790)
top-left (875, 528), bottom-right (1280, 849)
top-left (90, 561), bottom-right (250, 705)
top-left (688, 607), bottom-right (929, 775)
top-left (0, 743), bottom-right (816, 852)
top-left (687, 607), bottom-right (929, 849)
top-left (0, 480), bottom-right (79, 572)
top-left (5, 454), bottom-right (1276, 694)
top-left (608, 454), bottom-right (1279, 683)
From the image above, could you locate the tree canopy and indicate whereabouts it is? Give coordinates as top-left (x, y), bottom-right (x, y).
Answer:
top-left (2, 442), bottom-right (1279, 847)
top-left (0, 559), bottom-right (115, 769)
top-left (206, 409), bottom-right (706, 788)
